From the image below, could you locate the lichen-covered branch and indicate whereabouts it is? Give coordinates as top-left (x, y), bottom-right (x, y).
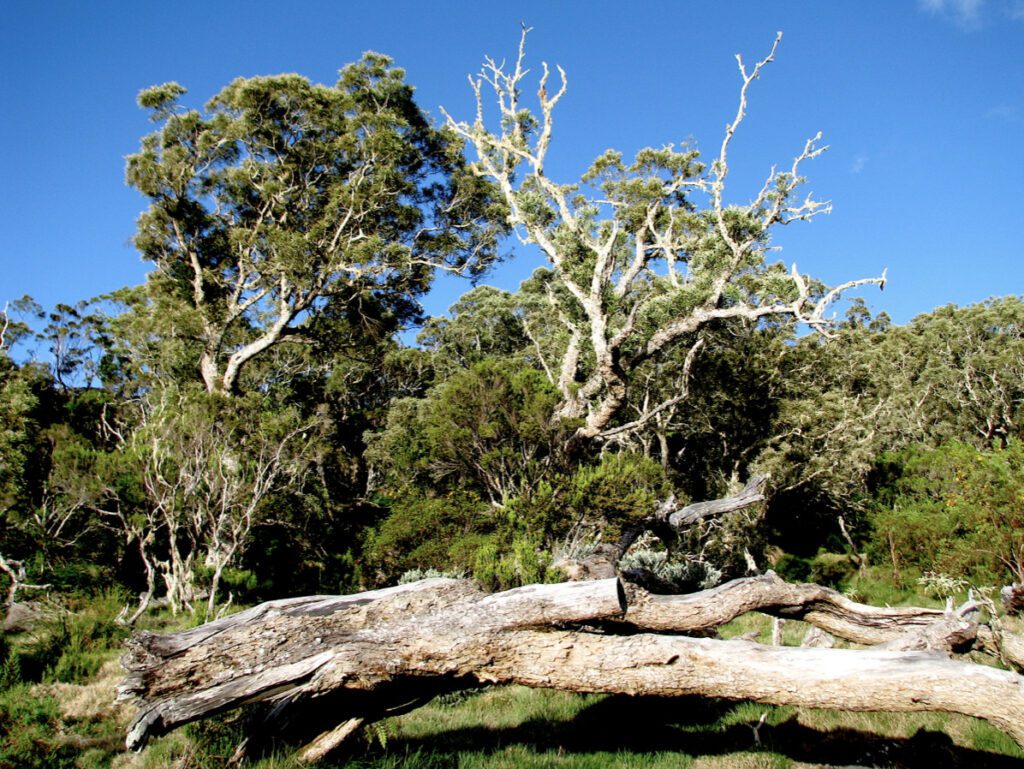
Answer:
top-left (442, 30), bottom-right (884, 446)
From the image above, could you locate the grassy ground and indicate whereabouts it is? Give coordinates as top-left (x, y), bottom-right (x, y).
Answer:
top-left (126, 683), bottom-right (1023, 769)
top-left (3, 576), bottom-right (1024, 768)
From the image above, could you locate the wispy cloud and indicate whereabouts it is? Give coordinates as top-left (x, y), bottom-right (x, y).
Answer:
top-left (985, 104), bottom-right (1024, 124)
top-left (850, 155), bottom-right (868, 175)
top-left (919, 0), bottom-right (985, 28)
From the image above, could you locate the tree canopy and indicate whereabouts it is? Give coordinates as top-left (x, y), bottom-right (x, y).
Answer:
top-left (443, 30), bottom-right (884, 446)
top-left (128, 54), bottom-right (506, 395)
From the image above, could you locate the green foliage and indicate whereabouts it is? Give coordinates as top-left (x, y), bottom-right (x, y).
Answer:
top-left (363, 492), bottom-right (494, 583)
top-left (368, 358), bottom-right (573, 506)
top-left (759, 297), bottom-right (1024, 554)
top-left (184, 713), bottom-right (251, 766)
top-left (16, 591), bottom-right (130, 685)
top-left (0, 357), bottom-right (45, 526)
top-left (870, 439), bottom-right (1024, 583)
top-left (418, 286), bottom-right (530, 376)
top-left (0, 686), bottom-right (77, 769)
top-left (662, 322), bottom-right (791, 501)
top-left (0, 635), bottom-right (20, 692)
top-left (806, 553), bottom-right (858, 588)
top-left (472, 535), bottom-right (550, 592)
top-left (126, 55), bottom-right (505, 395)
top-left (772, 553), bottom-right (811, 583)
top-left (562, 452), bottom-right (670, 541)
top-left (509, 452), bottom-right (671, 545)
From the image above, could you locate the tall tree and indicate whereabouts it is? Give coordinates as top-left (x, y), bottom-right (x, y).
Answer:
top-left (128, 54), bottom-right (505, 395)
top-left (443, 31), bottom-right (884, 447)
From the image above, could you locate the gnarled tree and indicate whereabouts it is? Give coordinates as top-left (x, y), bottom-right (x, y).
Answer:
top-left (442, 30), bottom-right (884, 447)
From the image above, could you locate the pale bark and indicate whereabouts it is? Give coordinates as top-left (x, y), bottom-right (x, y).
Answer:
top-left (121, 575), bottom-right (1024, 755)
top-left (442, 31), bottom-right (885, 446)
top-left (0, 552), bottom-right (50, 612)
top-left (622, 571), bottom-right (946, 644)
top-left (296, 718), bottom-right (365, 764)
top-left (657, 474), bottom-right (768, 530)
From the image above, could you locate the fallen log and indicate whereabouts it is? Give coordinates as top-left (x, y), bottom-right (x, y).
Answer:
top-left (120, 578), bottom-right (624, 748)
top-left (120, 573), bottom-right (1024, 756)
top-left (622, 571), bottom-right (948, 644)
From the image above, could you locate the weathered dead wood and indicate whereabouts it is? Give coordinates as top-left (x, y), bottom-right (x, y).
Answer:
top-left (120, 573), bottom-right (1024, 755)
top-left (120, 578), bottom-right (624, 749)
top-left (296, 717), bottom-right (365, 764)
top-left (622, 571), bottom-right (946, 645)
top-left (655, 474), bottom-right (768, 530)
top-left (473, 631), bottom-right (1024, 747)
top-left (977, 623), bottom-right (1024, 672)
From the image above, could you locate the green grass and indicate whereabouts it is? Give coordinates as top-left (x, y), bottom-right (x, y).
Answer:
top-left (256, 685), bottom-right (1021, 769)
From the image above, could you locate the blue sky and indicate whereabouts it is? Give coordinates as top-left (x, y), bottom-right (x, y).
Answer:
top-left (2, 0), bottom-right (1021, 335)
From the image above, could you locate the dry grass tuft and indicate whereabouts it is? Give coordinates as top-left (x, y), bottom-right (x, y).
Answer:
top-left (44, 657), bottom-right (130, 723)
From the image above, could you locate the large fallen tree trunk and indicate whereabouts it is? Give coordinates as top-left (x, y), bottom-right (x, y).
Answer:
top-left (120, 573), bottom-right (1024, 757)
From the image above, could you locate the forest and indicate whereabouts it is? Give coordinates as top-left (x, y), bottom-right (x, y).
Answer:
top-left (2, 31), bottom-right (1024, 769)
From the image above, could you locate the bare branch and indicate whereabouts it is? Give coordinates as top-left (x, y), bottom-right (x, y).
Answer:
top-left (598, 337), bottom-right (705, 440)
top-left (0, 302), bottom-right (10, 351)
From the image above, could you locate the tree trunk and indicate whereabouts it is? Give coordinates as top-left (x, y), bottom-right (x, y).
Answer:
top-left (120, 574), bottom-right (1024, 756)
top-left (123, 537), bottom-right (157, 627)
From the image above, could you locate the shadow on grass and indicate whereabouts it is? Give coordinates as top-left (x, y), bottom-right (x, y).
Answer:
top-left (382, 695), bottom-right (1024, 769)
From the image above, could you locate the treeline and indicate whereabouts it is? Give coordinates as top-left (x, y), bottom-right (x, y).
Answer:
top-left (2, 41), bottom-right (1023, 625)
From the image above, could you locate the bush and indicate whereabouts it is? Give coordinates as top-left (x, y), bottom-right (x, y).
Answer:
top-left (0, 635), bottom-right (19, 692)
top-left (773, 553), bottom-right (811, 582)
top-left (363, 493), bottom-right (495, 584)
top-left (367, 359), bottom-right (573, 506)
top-left (0, 686), bottom-right (76, 769)
top-left (14, 591), bottom-right (129, 685)
top-left (808, 552), bottom-right (858, 587)
top-left (512, 452), bottom-right (672, 545)
top-left (869, 440), bottom-right (1024, 584)
top-left (473, 535), bottom-right (550, 592)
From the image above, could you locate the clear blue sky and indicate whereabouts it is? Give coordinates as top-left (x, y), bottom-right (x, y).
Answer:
top-left (2, 0), bottom-right (1021, 333)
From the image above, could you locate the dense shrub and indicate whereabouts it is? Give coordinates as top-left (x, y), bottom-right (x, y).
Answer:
top-left (870, 440), bottom-right (1024, 584)
top-left (367, 359), bottom-right (573, 507)
top-left (0, 686), bottom-right (76, 769)
top-left (363, 493), bottom-right (496, 583)
top-left (510, 452), bottom-right (671, 545)
top-left (11, 590), bottom-right (129, 685)
top-left (472, 535), bottom-right (551, 592)
top-left (773, 553), bottom-right (811, 582)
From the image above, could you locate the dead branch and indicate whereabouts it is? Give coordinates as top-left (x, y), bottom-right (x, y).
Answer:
top-left (656, 474), bottom-right (768, 530)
